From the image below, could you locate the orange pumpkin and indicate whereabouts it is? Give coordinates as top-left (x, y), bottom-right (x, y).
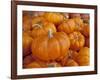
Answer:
top-left (31, 17), bottom-right (56, 38)
top-left (23, 13), bottom-right (32, 31)
top-left (65, 59), bottom-right (79, 66)
top-left (67, 50), bottom-right (79, 62)
top-left (81, 23), bottom-right (90, 37)
top-left (44, 12), bottom-right (64, 25)
top-left (23, 54), bottom-right (34, 67)
top-left (57, 19), bottom-right (76, 34)
top-left (24, 61), bottom-right (42, 68)
top-left (31, 30), bottom-right (70, 61)
top-left (69, 31), bottom-right (85, 51)
top-left (23, 32), bottom-right (33, 56)
top-left (73, 17), bottom-right (84, 31)
top-left (76, 47), bottom-right (90, 66)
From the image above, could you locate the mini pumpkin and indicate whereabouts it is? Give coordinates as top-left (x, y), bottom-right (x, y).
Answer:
top-left (31, 30), bottom-right (70, 61)
top-left (69, 31), bottom-right (85, 51)
top-left (57, 19), bottom-right (76, 34)
top-left (76, 47), bottom-right (90, 66)
top-left (44, 12), bottom-right (64, 25)
top-left (73, 17), bottom-right (84, 31)
top-left (81, 23), bottom-right (90, 37)
top-left (31, 22), bottom-right (56, 38)
top-left (23, 13), bottom-right (32, 31)
top-left (65, 59), bottom-right (79, 66)
top-left (24, 61), bottom-right (42, 68)
top-left (23, 32), bottom-right (33, 56)
top-left (60, 50), bottom-right (78, 66)
top-left (23, 54), bottom-right (34, 67)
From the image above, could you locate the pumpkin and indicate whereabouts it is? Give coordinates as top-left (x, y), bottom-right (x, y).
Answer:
top-left (85, 38), bottom-right (90, 47)
top-left (60, 50), bottom-right (78, 66)
top-left (69, 13), bottom-right (81, 18)
top-left (31, 30), bottom-right (70, 61)
top-left (32, 11), bottom-right (45, 17)
top-left (76, 47), bottom-right (90, 66)
top-left (23, 13), bottom-right (32, 31)
top-left (44, 12), bottom-right (64, 25)
top-left (31, 17), bottom-right (56, 38)
top-left (81, 23), bottom-right (90, 37)
top-left (73, 17), bottom-right (84, 31)
top-left (69, 31), bottom-right (85, 51)
top-left (23, 54), bottom-right (34, 67)
top-left (57, 19), bottom-right (76, 34)
top-left (24, 61), bottom-right (42, 68)
top-left (65, 59), bottom-right (79, 66)
top-left (23, 32), bottom-right (33, 56)
top-left (81, 14), bottom-right (89, 23)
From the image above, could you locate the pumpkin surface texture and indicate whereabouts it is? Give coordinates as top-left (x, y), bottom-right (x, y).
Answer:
top-left (31, 30), bottom-right (70, 61)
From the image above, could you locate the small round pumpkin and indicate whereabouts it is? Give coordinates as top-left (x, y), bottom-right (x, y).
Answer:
top-left (31, 17), bottom-right (56, 38)
top-left (81, 23), bottom-right (90, 37)
top-left (69, 31), bottom-right (85, 51)
top-left (23, 32), bottom-right (33, 56)
top-left (76, 47), bottom-right (90, 66)
top-left (31, 30), bottom-right (70, 61)
top-left (23, 13), bottom-right (32, 31)
top-left (32, 11), bottom-right (45, 17)
top-left (24, 61), bottom-right (42, 68)
top-left (44, 12), bottom-right (64, 25)
top-left (23, 54), bottom-right (34, 67)
top-left (65, 59), bottom-right (79, 66)
top-left (73, 17), bottom-right (84, 31)
top-left (57, 19), bottom-right (76, 34)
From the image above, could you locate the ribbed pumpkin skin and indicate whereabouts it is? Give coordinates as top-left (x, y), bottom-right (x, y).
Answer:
top-left (23, 14), bottom-right (32, 31)
top-left (81, 23), bottom-right (90, 37)
top-left (31, 32), bottom-right (70, 61)
top-left (57, 19), bottom-right (76, 34)
top-left (69, 31), bottom-right (85, 51)
top-left (76, 47), bottom-right (90, 66)
top-left (44, 12), bottom-right (64, 25)
top-left (23, 32), bottom-right (33, 57)
top-left (31, 21), bottom-right (56, 38)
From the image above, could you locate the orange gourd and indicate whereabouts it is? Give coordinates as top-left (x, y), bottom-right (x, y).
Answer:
top-left (76, 47), bottom-right (90, 66)
top-left (81, 23), bottom-right (90, 37)
top-left (44, 12), bottom-right (64, 25)
top-left (31, 30), bottom-right (70, 61)
top-left (65, 59), bottom-right (79, 66)
top-left (23, 13), bottom-right (32, 31)
top-left (69, 31), bottom-right (85, 51)
top-left (57, 19), bottom-right (76, 34)
top-left (31, 17), bottom-right (56, 38)
top-left (23, 32), bottom-right (33, 56)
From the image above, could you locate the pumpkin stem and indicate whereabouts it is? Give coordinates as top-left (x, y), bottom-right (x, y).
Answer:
top-left (48, 29), bottom-right (53, 38)
top-left (32, 24), bottom-right (42, 29)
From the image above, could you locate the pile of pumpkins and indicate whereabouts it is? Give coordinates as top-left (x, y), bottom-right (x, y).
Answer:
top-left (23, 11), bottom-right (90, 68)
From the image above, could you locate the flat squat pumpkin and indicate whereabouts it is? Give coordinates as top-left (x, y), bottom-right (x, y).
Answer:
top-left (69, 31), bottom-right (85, 51)
top-left (31, 30), bottom-right (70, 61)
top-left (31, 17), bottom-right (56, 38)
